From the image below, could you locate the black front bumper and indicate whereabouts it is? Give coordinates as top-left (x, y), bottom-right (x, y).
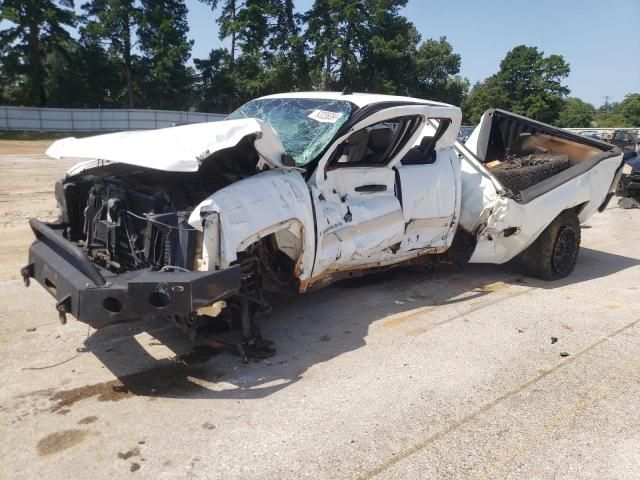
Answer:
top-left (23, 219), bottom-right (241, 329)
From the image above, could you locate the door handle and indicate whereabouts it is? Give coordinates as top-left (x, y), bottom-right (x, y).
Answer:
top-left (354, 184), bottom-right (387, 193)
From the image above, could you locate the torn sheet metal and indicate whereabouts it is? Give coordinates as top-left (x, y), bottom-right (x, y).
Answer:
top-left (469, 155), bottom-right (623, 264)
top-left (311, 166), bottom-right (405, 275)
top-left (46, 118), bottom-right (286, 172)
top-left (187, 170), bottom-right (315, 278)
top-left (395, 149), bottom-right (460, 252)
top-left (456, 141), bottom-right (503, 234)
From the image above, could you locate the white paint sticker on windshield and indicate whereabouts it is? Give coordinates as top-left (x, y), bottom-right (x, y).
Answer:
top-left (308, 109), bottom-right (343, 123)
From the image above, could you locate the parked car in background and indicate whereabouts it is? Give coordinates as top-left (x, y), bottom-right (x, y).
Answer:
top-left (606, 129), bottom-right (638, 159)
top-left (458, 126), bottom-right (475, 143)
top-left (578, 131), bottom-right (601, 140)
top-left (617, 154), bottom-right (640, 202)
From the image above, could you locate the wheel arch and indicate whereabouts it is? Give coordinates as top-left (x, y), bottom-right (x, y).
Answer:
top-left (235, 218), bottom-right (314, 283)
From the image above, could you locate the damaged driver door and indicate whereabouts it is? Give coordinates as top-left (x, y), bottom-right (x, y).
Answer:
top-left (310, 107), bottom-right (429, 280)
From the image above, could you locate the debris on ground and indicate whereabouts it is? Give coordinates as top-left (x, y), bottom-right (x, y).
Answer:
top-left (551, 337), bottom-right (558, 344)
top-left (618, 197), bottom-right (639, 209)
top-left (560, 351), bottom-right (570, 357)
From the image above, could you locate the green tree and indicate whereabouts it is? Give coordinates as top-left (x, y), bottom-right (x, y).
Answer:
top-left (462, 76), bottom-right (511, 124)
top-left (555, 97), bottom-right (595, 127)
top-left (304, 0), bottom-right (463, 97)
top-left (616, 93), bottom-right (640, 126)
top-left (361, 0), bottom-right (420, 93)
top-left (73, 38), bottom-right (123, 107)
top-left (303, 0), bottom-right (342, 90)
top-left (196, 0), bottom-right (463, 110)
top-left (236, 0), bottom-right (308, 93)
top-left (194, 48), bottom-right (235, 112)
top-left (199, 0), bottom-right (239, 63)
top-left (0, 0), bottom-right (76, 106)
top-left (267, 0), bottom-right (309, 92)
top-left (137, 0), bottom-right (194, 109)
top-left (498, 45), bottom-right (570, 123)
top-left (410, 37), bottom-right (465, 102)
top-left (0, 37), bottom-right (29, 105)
top-left (43, 38), bottom-right (86, 107)
top-left (198, 0), bottom-right (241, 111)
top-left (198, 0), bottom-right (309, 111)
top-left (81, 0), bottom-right (141, 107)
top-left (594, 114), bottom-right (633, 128)
top-left (462, 45), bottom-right (570, 125)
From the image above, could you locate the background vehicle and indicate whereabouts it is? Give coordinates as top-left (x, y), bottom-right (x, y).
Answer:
top-left (604, 129), bottom-right (638, 159)
top-left (22, 93), bottom-right (624, 359)
top-left (617, 154), bottom-right (640, 202)
top-left (457, 126), bottom-right (475, 143)
top-left (578, 131), bottom-right (601, 140)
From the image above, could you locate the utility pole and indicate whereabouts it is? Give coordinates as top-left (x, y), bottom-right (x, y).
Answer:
top-left (603, 96), bottom-right (610, 112)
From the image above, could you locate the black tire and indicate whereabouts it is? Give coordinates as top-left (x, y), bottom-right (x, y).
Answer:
top-left (521, 211), bottom-right (581, 280)
top-left (491, 154), bottom-right (570, 193)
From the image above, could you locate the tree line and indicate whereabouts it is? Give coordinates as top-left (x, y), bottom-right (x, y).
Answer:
top-left (1, 0), bottom-right (638, 127)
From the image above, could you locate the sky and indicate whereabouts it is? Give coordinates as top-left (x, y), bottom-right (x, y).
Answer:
top-left (184, 0), bottom-right (640, 107)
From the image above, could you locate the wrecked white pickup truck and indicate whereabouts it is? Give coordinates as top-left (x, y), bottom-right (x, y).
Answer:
top-left (22, 92), bottom-right (624, 360)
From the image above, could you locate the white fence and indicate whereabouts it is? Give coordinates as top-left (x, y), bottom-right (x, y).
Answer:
top-left (0, 106), bottom-right (226, 131)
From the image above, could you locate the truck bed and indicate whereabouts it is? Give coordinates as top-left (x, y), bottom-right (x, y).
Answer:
top-left (456, 109), bottom-right (624, 264)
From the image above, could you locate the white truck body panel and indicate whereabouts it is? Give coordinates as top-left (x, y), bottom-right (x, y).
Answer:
top-left (395, 150), bottom-right (460, 253)
top-left (187, 170), bottom-right (315, 280)
top-left (47, 118), bottom-right (286, 173)
top-left (307, 104), bottom-right (462, 282)
top-left (456, 110), bottom-right (623, 264)
top-left (27, 92), bottom-right (626, 344)
top-left (464, 154), bottom-right (621, 264)
top-left (44, 94), bottom-right (623, 294)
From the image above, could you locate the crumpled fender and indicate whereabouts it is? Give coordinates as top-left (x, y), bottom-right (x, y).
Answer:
top-left (469, 154), bottom-right (622, 264)
top-left (47, 118), bottom-right (286, 173)
top-left (187, 170), bottom-right (315, 280)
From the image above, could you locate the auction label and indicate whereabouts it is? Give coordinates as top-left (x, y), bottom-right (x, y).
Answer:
top-left (308, 109), bottom-right (343, 123)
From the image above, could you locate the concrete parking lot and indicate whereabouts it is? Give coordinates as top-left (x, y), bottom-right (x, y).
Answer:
top-left (1, 149), bottom-right (639, 479)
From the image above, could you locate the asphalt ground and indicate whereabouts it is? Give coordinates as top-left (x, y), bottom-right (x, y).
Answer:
top-left (1, 152), bottom-right (639, 479)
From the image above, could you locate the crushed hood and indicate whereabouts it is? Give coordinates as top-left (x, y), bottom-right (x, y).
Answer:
top-left (46, 118), bottom-right (286, 172)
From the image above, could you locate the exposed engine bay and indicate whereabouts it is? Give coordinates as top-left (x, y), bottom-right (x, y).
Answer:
top-left (57, 137), bottom-right (261, 274)
top-left (48, 137), bottom-right (293, 361)
top-left (74, 175), bottom-right (197, 272)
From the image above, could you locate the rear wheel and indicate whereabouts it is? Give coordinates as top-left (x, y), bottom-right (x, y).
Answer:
top-left (521, 211), bottom-right (581, 280)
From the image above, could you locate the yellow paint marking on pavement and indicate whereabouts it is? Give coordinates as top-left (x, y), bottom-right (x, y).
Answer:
top-left (477, 281), bottom-right (506, 293)
top-left (383, 307), bottom-right (434, 327)
top-left (404, 288), bottom-right (533, 337)
top-left (383, 282), bottom-right (526, 330)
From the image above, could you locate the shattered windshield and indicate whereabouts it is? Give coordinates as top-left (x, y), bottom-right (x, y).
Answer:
top-left (227, 98), bottom-right (356, 166)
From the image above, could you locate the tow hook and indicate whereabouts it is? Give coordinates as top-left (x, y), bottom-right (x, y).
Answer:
top-left (56, 296), bottom-right (71, 325)
top-left (20, 264), bottom-right (33, 287)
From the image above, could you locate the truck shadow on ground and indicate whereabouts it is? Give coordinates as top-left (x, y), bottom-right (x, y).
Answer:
top-left (83, 247), bottom-right (639, 402)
